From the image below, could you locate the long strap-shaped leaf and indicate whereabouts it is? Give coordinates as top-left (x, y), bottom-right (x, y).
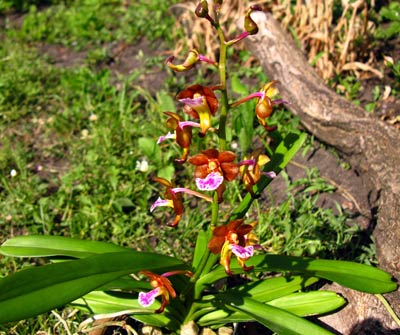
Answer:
top-left (219, 294), bottom-right (335, 335)
top-left (0, 251), bottom-right (186, 323)
top-left (198, 254), bottom-right (397, 294)
top-left (0, 235), bottom-right (129, 258)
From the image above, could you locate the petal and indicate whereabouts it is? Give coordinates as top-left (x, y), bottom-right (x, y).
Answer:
top-left (230, 244), bottom-right (254, 258)
top-left (221, 162), bottom-right (239, 181)
top-left (194, 165), bottom-right (210, 179)
top-left (202, 148), bottom-right (219, 159)
top-left (195, 172), bottom-right (224, 191)
top-left (179, 96), bottom-right (204, 108)
top-left (188, 153), bottom-right (209, 166)
top-left (178, 121), bottom-right (200, 129)
top-left (226, 219), bottom-right (245, 231)
top-left (138, 288), bottom-right (160, 307)
top-left (157, 131), bottom-right (176, 144)
top-left (218, 151), bottom-right (236, 163)
top-left (207, 236), bottom-right (225, 254)
top-left (263, 171), bottom-right (277, 178)
top-left (150, 197), bottom-right (173, 212)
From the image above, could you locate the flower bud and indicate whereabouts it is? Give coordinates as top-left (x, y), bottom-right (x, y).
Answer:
top-left (195, 0), bottom-right (209, 18)
top-left (166, 49), bottom-right (200, 72)
top-left (244, 5), bottom-right (262, 35)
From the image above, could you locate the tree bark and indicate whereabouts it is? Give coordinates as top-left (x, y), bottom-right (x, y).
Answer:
top-left (243, 10), bottom-right (400, 325)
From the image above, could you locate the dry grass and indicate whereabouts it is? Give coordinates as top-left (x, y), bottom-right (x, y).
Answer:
top-left (172, 0), bottom-right (382, 81)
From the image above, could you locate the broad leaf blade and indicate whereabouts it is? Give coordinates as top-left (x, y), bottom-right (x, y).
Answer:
top-left (248, 255), bottom-right (397, 294)
top-left (219, 295), bottom-right (335, 335)
top-left (73, 291), bottom-right (180, 330)
top-left (0, 251), bottom-right (186, 323)
top-left (227, 275), bottom-right (319, 302)
top-left (192, 230), bottom-right (209, 270)
top-left (0, 235), bottom-right (128, 258)
top-left (268, 291), bottom-right (346, 316)
top-left (198, 255), bottom-right (396, 294)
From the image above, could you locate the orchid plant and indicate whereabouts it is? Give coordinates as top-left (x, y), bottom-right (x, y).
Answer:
top-left (0, 1), bottom-right (396, 334)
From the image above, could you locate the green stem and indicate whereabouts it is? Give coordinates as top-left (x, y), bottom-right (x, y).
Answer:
top-left (375, 294), bottom-right (400, 327)
top-left (217, 26), bottom-right (228, 152)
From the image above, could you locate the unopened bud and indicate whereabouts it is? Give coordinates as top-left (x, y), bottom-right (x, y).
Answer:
top-left (195, 0), bottom-right (209, 18)
top-left (166, 49), bottom-right (199, 72)
top-left (244, 5), bottom-right (262, 35)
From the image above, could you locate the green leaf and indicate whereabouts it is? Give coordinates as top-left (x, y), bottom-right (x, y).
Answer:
top-left (138, 137), bottom-right (161, 164)
top-left (249, 255), bottom-right (397, 294)
top-left (230, 131), bottom-right (307, 221)
top-left (197, 291), bottom-right (344, 326)
top-left (380, 2), bottom-right (400, 22)
top-left (268, 291), bottom-right (346, 316)
top-left (219, 295), bottom-right (335, 335)
top-left (0, 235), bottom-right (129, 258)
top-left (199, 255), bottom-right (396, 294)
top-left (0, 251), bottom-right (187, 323)
top-left (72, 291), bottom-right (180, 330)
top-left (192, 230), bottom-right (209, 271)
top-left (231, 74), bottom-right (249, 96)
top-left (227, 275), bottom-right (320, 302)
top-left (156, 90), bottom-right (176, 112)
top-left (157, 164), bottom-right (175, 181)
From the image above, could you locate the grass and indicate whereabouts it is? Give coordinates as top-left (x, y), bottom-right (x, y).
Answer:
top-left (0, 0), bottom-right (392, 333)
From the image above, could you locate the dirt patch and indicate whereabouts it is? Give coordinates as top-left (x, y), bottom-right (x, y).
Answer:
top-left (271, 143), bottom-right (373, 225)
top-left (37, 44), bottom-right (87, 68)
top-left (103, 39), bottom-right (171, 93)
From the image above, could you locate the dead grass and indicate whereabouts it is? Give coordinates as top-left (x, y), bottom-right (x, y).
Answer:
top-left (173, 0), bottom-right (382, 82)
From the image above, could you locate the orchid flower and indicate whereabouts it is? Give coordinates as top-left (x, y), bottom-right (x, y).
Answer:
top-left (151, 177), bottom-right (213, 227)
top-left (188, 148), bottom-right (239, 201)
top-left (208, 219), bottom-right (260, 275)
top-left (177, 85), bottom-right (219, 136)
top-left (239, 149), bottom-right (276, 196)
top-left (138, 270), bottom-right (193, 313)
top-left (230, 80), bottom-right (288, 131)
top-left (157, 112), bottom-right (200, 163)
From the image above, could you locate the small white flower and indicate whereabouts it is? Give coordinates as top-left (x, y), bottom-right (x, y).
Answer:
top-left (230, 141), bottom-right (238, 150)
top-left (80, 129), bottom-right (89, 139)
top-left (10, 169), bottom-right (17, 177)
top-left (135, 159), bottom-right (149, 172)
top-left (89, 114), bottom-right (98, 122)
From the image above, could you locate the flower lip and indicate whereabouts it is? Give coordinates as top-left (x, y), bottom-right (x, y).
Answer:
top-left (138, 288), bottom-right (160, 307)
top-left (195, 172), bottom-right (224, 191)
top-left (179, 96), bottom-right (205, 108)
top-left (230, 244), bottom-right (254, 258)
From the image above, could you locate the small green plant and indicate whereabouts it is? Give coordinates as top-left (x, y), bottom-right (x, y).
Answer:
top-left (0, 1), bottom-right (396, 334)
top-left (375, 1), bottom-right (400, 40)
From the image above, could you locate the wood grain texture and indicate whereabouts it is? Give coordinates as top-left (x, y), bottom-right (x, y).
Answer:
top-left (242, 11), bottom-right (400, 324)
